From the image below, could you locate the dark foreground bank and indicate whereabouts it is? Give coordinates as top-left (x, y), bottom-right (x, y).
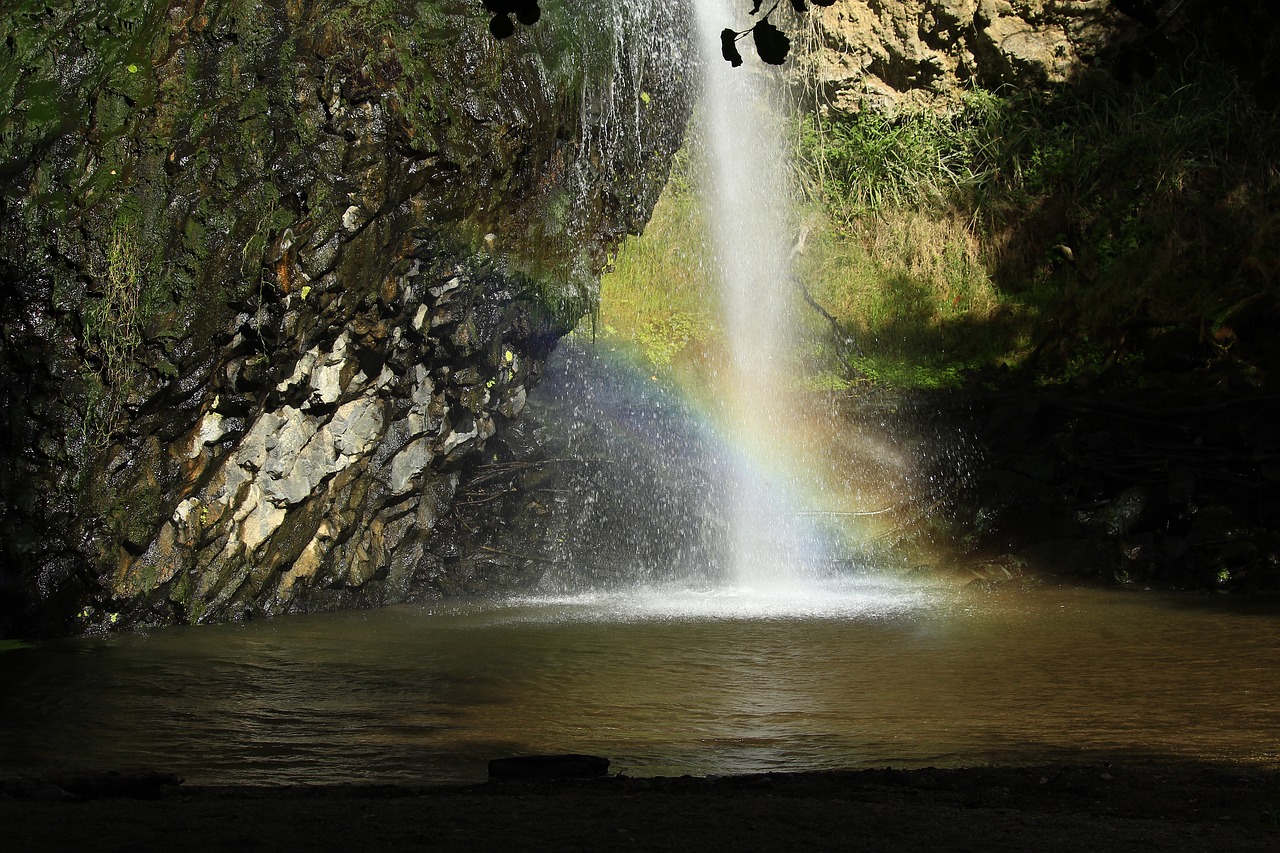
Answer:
top-left (3, 763), bottom-right (1277, 852)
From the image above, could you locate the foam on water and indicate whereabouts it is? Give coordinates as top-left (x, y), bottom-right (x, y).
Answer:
top-left (508, 574), bottom-right (935, 622)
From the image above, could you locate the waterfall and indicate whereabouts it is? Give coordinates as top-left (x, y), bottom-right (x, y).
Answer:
top-left (519, 2), bottom-right (890, 610)
top-left (692, 0), bottom-right (826, 593)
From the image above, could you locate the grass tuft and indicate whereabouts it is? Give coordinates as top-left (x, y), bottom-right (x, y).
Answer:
top-left (602, 60), bottom-right (1280, 390)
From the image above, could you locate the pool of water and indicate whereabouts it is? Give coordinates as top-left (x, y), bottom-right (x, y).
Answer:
top-left (1, 579), bottom-right (1277, 785)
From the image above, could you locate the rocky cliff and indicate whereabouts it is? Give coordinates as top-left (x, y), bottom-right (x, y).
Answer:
top-left (0, 0), bottom-right (693, 636)
top-left (803, 0), bottom-right (1188, 111)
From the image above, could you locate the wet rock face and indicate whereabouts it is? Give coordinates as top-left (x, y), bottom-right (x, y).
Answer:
top-left (0, 0), bottom-right (693, 635)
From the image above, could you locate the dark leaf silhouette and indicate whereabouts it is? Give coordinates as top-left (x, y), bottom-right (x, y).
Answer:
top-left (476, 0), bottom-right (815, 67)
top-left (489, 14), bottom-right (515, 39)
top-left (483, 1), bottom-right (540, 38)
top-left (753, 18), bottom-right (790, 65)
top-left (515, 0), bottom-right (541, 25)
top-left (721, 28), bottom-right (744, 67)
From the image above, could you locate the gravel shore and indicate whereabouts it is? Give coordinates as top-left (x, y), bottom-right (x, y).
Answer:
top-left (4, 762), bottom-right (1277, 851)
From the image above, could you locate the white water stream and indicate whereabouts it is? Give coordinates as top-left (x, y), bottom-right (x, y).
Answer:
top-left (693, 0), bottom-right (827, 593)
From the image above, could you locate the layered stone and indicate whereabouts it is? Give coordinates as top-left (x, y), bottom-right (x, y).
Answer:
top-left (0, 0), bottom-right (693, 634)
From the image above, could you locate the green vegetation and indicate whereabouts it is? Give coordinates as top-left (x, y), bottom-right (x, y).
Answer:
top-left (597, 154), bottom-right (717, 368)
top-left (798, 64), bottom-right (1280, 388)
top-left (82, 224), bottom-right (144, 449)
top-left (601, 61), bottom-right (1280, 390)
top-left (790, 207), bottom-right (1012, 389)
top-left (0, 0), bottom-right (164, 169)
top-left (795, 88), bottom-right (1004, 222)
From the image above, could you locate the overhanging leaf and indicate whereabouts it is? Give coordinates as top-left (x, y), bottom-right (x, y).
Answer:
top-left (752, 18), bottom-right (790, 65)
top-left (513, 0), bottom-right (541, 25)
top-left (721, 28), bottom-right (744, 67)
top-left (489, 14), bottom-right (515, 38)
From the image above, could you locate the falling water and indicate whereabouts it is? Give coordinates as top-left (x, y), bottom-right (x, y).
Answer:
top-left (500, 2), bottom-right (915, 611)
top-left (693, 0), bottom-right (826, 592)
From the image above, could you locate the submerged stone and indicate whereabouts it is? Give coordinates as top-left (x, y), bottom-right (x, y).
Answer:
top-left (488, 754), bottom-right (611, 780)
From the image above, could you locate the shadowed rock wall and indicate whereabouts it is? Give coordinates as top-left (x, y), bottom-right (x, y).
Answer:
top-left (0, 0), bottom-right (693, 635)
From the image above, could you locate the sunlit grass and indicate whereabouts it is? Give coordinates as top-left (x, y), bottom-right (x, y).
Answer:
top-left (795, 88), bottom-right (1003, 223)
top-left (599, 173), bottom-right (1036, 389)
top-left (599, 60), bottom-right (1280, 390)
top-left (597, 180), bottom-right (716, 368)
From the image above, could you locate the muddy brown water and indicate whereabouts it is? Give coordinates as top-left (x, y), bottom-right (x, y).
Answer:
top-left (2, 581), bottom-right (1277, 785)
